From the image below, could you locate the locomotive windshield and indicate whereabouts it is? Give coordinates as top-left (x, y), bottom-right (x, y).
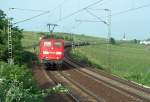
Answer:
top-left (44, 41), bottom-right (51, 48)
top-left (54, 42), bottom-right (62, 47)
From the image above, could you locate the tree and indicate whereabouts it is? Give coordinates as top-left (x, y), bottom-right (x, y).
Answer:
top-left (0, 10), bottom-right (23, 64)
top-left (109, 37), bottom-right (116, 44)
top-left (133, 39), bottom-right (138, 44)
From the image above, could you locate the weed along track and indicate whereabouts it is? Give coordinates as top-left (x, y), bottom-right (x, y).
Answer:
top-left (32, 64), bottom-right (79, 102)
top-left (63, 55), bottom-right (150, 102)
top-left (32, 63), bottom-right (98, 102)
top-left (46, 69), bottom-right (98, 102)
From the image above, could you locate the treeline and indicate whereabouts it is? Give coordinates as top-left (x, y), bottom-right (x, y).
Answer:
top-left (109, 37), bottom-right (141, 45)
top-left (0, 10), bottom-right (23, 64)
top-left (0, 10), bottom-right (46, 102)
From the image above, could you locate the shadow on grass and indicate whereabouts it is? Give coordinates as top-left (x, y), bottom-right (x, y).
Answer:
top-left (21, 51), bottom-right (38, 67)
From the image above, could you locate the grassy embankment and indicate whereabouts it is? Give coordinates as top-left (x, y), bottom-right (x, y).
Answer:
top-left (71, 36), bottom-right (150, 86)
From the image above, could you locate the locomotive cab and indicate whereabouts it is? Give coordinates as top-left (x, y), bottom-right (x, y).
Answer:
top-left (39, 38), bottom-right (64, 66)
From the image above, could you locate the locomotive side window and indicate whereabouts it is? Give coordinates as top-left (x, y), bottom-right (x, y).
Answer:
top-left (54, 42), bottom-right (62, 47)
top-left (44, 42), bottom-right (51, 48)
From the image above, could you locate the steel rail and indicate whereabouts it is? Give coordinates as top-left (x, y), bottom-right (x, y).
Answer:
top-left (64, 54), bottom-right (150, 102)
top-left (60, 67), bottom-right (105, 102)
top-left (66, 53), bottom-right (150, 93)
top-left (39, 65), bottom-right (81, 102)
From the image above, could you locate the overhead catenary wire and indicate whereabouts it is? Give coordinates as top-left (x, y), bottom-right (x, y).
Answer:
top-left (87, 0), bottom-right (111, 10)
top-left (12, 0), bottom-right (104, 25)
top-left (75, 19), bottom-right (103, 22)
top-left (9, 8), bottom-right (49, 12)
top-left (14, 11), bottom-right (50, 24)
top-left (112, 3), bottom-right (150, 16)
top-left (85, 9), bottom-right (106, 23)
top-left (11, 1), bottom-right (150, 25)
top-left (56, 0), bottom-right (104, 22)
top-left (87, 3), bottom-right (150, 17)
top-left (12, 0), bottom-right (68, 24)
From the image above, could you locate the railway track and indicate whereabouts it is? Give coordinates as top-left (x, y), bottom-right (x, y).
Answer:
top-left (63, 52), bottom-right (150, 102)
top-left (66, 54), bottom-right (150, 93)
top-left (46, 71), bottom-right (82, 102)
top-left (34, 64), bottom-right (82, 102)
top-left (33, 63), bottom-right (99, 102)
top-left (45, 66), bottom-right (100, 102)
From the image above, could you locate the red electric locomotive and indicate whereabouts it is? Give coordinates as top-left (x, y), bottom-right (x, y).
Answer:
top-left (39, 38), bottom-right (64, 67)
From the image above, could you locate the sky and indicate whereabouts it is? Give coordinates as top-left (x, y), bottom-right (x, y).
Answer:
top-left (0, 0), bottom-right (150, 40)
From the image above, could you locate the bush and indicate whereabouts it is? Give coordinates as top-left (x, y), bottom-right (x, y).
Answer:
top-left (109, 37), bottom-right (116, 44)
top-left (133, 39), bottom-right (138, 44)
top-left (0, 10), bottom-right (24, 64)
top-left (0, 62), bottom-right (45, 102)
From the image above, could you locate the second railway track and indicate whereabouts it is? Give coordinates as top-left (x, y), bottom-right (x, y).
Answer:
top-left (35, 64), bottom-right (99, 102)
top-left (62, 53), bottom-right (150, 102)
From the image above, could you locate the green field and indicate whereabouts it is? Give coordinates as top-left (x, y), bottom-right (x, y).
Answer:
top-left (22, 31), bottom-right (41, 52)
top-left (71, 41), bottom-right (150, 86)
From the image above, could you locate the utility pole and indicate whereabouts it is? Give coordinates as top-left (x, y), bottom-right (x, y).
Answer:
top-left (104, 9), bottom-right (111, 70)
top-left (70, 32), bottom-right (75, 51)
top-left (7, 18), bottom-right (14, 65)
top-left (76, 8), bottom-right (112, 69)
top-left (105, 9), bottom-right (111, 44)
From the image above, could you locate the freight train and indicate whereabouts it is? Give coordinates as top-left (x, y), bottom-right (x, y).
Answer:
top-left (38, 34), bottom-right (90, 68)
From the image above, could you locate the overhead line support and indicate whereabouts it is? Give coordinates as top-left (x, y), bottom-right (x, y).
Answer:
top-left (47, 23), bottom-right (58, 37)
top-left (105, 9), bottom-right (111, 70)
top-left (7, 18), bottom-right (14, 65)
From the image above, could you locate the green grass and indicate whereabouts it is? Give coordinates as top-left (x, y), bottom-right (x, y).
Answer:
top-left (22, 31), bottom-right (41, 52)
top-left (71, 42), bottom-right (150, 86)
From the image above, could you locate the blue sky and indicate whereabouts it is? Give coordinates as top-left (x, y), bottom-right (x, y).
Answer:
top-left (0, 0), bottom-right (150, 40)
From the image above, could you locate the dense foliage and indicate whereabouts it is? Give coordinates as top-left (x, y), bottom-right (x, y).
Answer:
top-left (0, 10), bottom-right (23, 64)
top-left (0, 61), bottom-right (45, 102)
top-left (0, 10), bottom-right (46, 102)
top-left (0, 11), bottom-right (70, 102)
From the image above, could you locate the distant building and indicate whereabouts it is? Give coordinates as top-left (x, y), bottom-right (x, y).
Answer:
top-left (140, 41), bottom-right (150, 45)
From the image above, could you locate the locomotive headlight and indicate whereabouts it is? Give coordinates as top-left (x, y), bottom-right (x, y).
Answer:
top-left (43, 51), bottom-right (49, 54)
top-left (56, 52), bottom-right (62, 55)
